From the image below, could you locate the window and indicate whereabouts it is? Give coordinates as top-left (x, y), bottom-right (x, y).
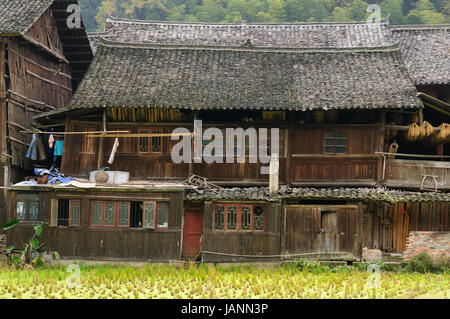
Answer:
top-left (212, 204), bottom-right (265, 232)
top-left (16, 194), bottom-right (40, 221)
top-left (50, 199), bottom-right (81, 227)
top-left (324, 131), bottom-right (347, 154)
top-left (90, 200), bottom-right (168, 229)
top-left (138, 129), bottom-right (162, 153)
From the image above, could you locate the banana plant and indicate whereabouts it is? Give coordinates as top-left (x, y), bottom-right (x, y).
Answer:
top-left (1, 220), bottom-right (59, 266)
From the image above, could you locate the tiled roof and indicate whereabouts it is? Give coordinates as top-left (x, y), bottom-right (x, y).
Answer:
top-left (391, 25), bottom-right (450, 85)
top-left (68, 39), bottom-right (422, 111)
top-left (103, 15), bottom-right (394, 48)
top-left (185, 186), bottom-right (450, 203)
top-left (0, 0), bottom-right (54, 34)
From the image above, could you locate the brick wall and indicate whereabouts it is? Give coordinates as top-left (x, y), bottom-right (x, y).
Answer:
top-left (403, 231), bottom-right (450, 260)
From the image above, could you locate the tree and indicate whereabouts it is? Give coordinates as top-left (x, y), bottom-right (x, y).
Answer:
top-left (328, 6), bottom-right (351, 21)
top-left (348, 0), bottom-right (370, 21)
top-left (415, 0), bottom-right (435, 11)
top-left (381, 0), bottom-right (406, 24)
top-left (284, 0), bottom-right (329, 22)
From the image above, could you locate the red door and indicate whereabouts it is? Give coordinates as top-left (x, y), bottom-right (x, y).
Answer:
top-left (182, 210), bottom-right (203, 256)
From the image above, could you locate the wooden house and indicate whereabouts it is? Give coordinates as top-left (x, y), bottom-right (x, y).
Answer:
top-left (6, 18), bottom-right (450, 262)
top-left (0, 0), bottom-right (92, 226)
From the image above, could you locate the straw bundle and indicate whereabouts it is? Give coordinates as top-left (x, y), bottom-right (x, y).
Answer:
top-left (419, 121), bottom-right (434, 138)
top-left (407, 123), bottom-right (423, 141)
top-left (432, 123), bottom-right (450, 144)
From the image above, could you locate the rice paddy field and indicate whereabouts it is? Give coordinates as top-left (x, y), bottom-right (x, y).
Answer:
top-left (0, 263), bottom-right (448, 299)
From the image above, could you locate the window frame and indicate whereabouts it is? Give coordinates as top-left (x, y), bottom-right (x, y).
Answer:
top-left (50, 199), bottom-right (81, 227)
top-left (324, 130), bottom-right (347, 155)
top-left (137, 128), bottom-right (163, 154)
top-left (212, 203), bottom-right (266, 233)
top-left (89, 200), bottom-right (168, 229)
top-left (16, 193), bottom-right (41, 222)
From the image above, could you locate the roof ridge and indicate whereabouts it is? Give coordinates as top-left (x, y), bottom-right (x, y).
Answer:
top-left (391, 24), bottom-right (450, 31)
top-left (97, 36), bottom-right (401, 53)
top-left (105, 14), bottom-right (390, 27)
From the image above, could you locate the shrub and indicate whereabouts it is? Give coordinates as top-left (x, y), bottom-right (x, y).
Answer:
top-left (406, 252), bottom-right (435, 273)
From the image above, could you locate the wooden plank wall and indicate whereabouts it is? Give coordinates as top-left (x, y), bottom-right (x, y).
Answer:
top-left (282, 205), bottom-right (360, 260)
top-left (6, 190), bottom-right (184, 261)
top-left (289, 125), bottom-right (380, 183)
top-left (201, 202), bottom-right (282, 262)
top-left (5, 8), bottom-right (71, 178)
top-left (361, 202), bottom-right (450, 253)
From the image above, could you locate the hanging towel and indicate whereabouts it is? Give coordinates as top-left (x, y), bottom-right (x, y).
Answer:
top-left (26, 134), bottom-right (37, 159)
top-left (108, 138), bottom-right (119, 165)
top-left (54, 140), bottom-right (64, 156)
top-left (48, 134), bottom-right (54, 149)
top-left (36, 136), bottom-right (46, 161)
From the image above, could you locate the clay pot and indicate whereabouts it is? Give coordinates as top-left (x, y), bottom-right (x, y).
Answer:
top-left (95, 171), bottom-right (108, 183)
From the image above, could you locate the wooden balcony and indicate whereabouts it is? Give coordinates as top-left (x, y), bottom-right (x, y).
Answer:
top-left (382, 154), bottom-right (450, 190)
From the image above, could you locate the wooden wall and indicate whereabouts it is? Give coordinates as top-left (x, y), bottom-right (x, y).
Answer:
top-left (361, 202), bottom-right (449, 253)
top-left (288, 125), bottom-right (380, 184)
top-left (201, 201), bottom-right (282, 262)
top-left (62, 119), bottom-right (383, 185)
top-left (3, 7), bottom-right (72, 182)
top-left (281, 205), bottom-right (361, 260)
top-left (6, 190), bottom-right (184, 261)
top-left (385, 159), bottom-right (450, 190)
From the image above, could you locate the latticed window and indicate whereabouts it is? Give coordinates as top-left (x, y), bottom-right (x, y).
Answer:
top-left (324, 131), bottom-right (347, 154)
top-left (138, 129), bottom-right (162, 153)
top-left (90, 201), bottom-right (103, 226)
top-left (213, 206), bottom-right (225, 230)
top-left (143, 201), bottom-right (156, 228)
top-left (212, 204), bottom-right (265, 232)
top-left (241, 206), bottom-right (252, 231)
top-left (104, 202), bottom-right (116, 226)
top-left (139, 130), bottom-right (149, 153)
top-left (118, 202), bottom-right (130, 227)
top-left (16, 193), bottom-right (40, 221)
top-left (226, 206), bottom-right (238, 230)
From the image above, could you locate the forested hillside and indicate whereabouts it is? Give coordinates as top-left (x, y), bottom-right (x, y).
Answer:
top-left (79, 0), bottom-right (450, 31)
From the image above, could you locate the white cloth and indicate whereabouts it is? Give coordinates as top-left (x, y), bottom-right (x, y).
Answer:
top-left (108, 138), bottom-right (119, 165)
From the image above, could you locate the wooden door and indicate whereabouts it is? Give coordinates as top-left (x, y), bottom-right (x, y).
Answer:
top-left (182, 210), bottom-right (203, 256)
top-left (283, 205), bottom-right (360, 260)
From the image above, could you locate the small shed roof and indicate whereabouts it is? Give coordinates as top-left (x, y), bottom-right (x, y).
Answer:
top-left (185, 186), bottom-right (450, 203)
top-left (69, 39), bottom-right (422, 111)
top-left (391, 25), bottom-right (450, 86)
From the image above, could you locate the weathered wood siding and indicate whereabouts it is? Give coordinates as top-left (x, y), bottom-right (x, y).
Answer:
top-left (282, 205), bottom-right (361, 260)
top-left (4, 7), bottom-right (72, 182)
top-left (201, 202), bottom-right (282, 262)
top-left (288, 125), bottom-right (381, 184)
top-left (384, 159), bottom-right (450, 190)
top-left (6, 190), bottom-right (184, 261)
top-left (361, 202), bottom-right (449, 253)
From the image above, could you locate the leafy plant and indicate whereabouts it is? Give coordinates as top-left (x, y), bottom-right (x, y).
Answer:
top-left (405, 252), bottom-right (435, 273)
top-left (1, 220), bottom-right (59, 267)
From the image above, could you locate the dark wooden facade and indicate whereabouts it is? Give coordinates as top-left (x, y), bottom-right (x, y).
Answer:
top-left (6, 187), bottom-right (184, 261)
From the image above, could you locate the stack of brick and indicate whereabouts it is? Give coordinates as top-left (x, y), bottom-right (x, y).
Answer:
top-left (403, 232), bottom-right (450, 261)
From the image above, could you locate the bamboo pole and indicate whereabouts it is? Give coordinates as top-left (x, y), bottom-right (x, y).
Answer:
top-left (97, 110), bottom-right (106, 169)
top-left (19, 130), bottom-right (129, 135)
top-left (87, 133), bottom-right (194, 138)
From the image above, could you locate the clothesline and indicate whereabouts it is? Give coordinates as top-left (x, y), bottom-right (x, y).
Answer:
top-left (20, 130), bottom-right (130, 135)
top-left (87, 132), bottom-right (194, 138)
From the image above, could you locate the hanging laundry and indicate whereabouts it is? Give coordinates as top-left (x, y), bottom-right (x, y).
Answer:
top-left (48, 133), bottom-right (54, 149)
top-left (54, 139), bottom-right (64, 156)
top-left (108, 138), bottom-right (119, 165)
top-left (36, 135), bottom-right (47, 161)
top-left (26, 134), bottom-right (37, 160)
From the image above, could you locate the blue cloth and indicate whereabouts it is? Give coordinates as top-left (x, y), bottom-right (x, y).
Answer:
top-left (26, 134), bottom-right (37, 159)
top-left (54, 140), bottom-right (64, 156)
top-left (33, 168), bottom-right (75, 184)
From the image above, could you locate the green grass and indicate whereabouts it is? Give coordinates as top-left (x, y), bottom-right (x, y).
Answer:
top-left (0, 263), bottom-right (448, 299)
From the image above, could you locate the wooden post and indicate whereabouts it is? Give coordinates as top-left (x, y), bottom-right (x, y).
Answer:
top-left (97, 109), bottom-right (106, 169)
top-left (377, 110), bottom-right (386, 183)
top-left (269, 153), bottom-right (279, 196)
top-left (0, 41), bottom-right (7, 229)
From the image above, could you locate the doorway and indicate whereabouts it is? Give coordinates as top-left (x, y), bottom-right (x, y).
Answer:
top-left (182, 210), bottom-right (203, 257)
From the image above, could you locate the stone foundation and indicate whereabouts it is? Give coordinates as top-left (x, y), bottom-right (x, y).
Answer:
top-left (403, 231), bottom-right (450, 261)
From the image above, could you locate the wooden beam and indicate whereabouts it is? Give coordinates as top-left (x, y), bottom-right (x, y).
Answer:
top-left (19, 130), bottom-right (129, 135)
top-left (26, 70), bottom-right (72, 92)
top-left (97, 109), bottom-right (107, 169)
top-left (87, 133), bottom-right (194, 138)
top-left (22, 33), bottom-right (69, 64)
top-left (7, 47), bottom-right (71, 79)
top-left (7, 90), bottom-right (56, 110)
